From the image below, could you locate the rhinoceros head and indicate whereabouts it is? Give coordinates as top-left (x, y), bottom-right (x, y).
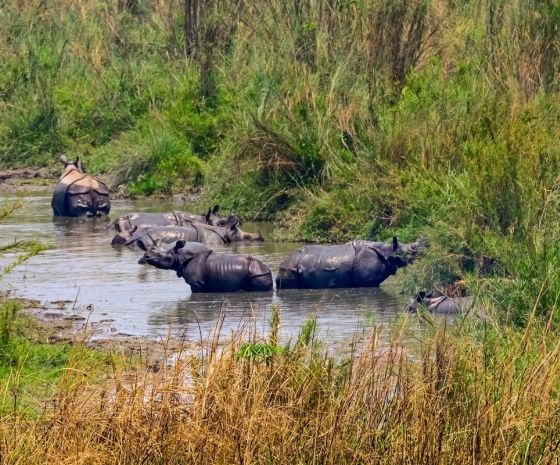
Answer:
top-left (226, 220), bottom-right (264, 242)
top-left (405, 290), bottom-right (429, 312)
top-left (139, 240), bottom-right (211, 272)
top-left (205, 205), bottom-right (241, 227)
top-left (390, 236), bottom-right (425, 267)
top-left (138, 241), bottom-right (182, 270)
top-left (58, 154), bottom-right (84, 180)
top-left (111, 225), bottom-right (137, 246)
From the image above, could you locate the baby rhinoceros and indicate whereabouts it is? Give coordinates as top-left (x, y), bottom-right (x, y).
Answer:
top-left (405, 291), bottom-right (475, 314)
top-left (139, 241), bottom-right (273, 293)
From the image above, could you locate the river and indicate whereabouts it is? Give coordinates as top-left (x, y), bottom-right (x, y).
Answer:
top-left (0, 191), bottom-right (414, 348)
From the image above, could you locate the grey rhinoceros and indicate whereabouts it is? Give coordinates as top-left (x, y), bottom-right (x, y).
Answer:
top-left (123, 221), bottom-right (264, 249)
top-left (139, 240), bottom-right (273, 293)
top-left (51, 155), bottom-right (110, 217)
top-left (108, 206), bottom-right (240, 244)
top-left (405, 291), bottom-right (475, 314)
top-left (276, 237), bottom-right (424, 290)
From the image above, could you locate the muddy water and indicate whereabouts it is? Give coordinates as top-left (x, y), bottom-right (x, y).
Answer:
top-left (0, 192), bottom-right (413, 347)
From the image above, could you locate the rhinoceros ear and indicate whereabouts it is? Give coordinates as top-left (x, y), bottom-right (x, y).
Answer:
top-left (174, 240), bottom-right (186, 252)
top-left (114, 223), bottom-right (121, 233)
top-left (60, 154), bottom-right (68, 165)
top-left (212, 204), bottom-right (220, 215)
top-left (76, 158), bottom-right (86, 173)
top-left (137, 240), bottom-right (149, 251)
top-left (229, 219), bottom-right (240, 231)
top-left (205, 208), bottom-right (212, 223)
top-left (392, 237), bottom-right (398, 252)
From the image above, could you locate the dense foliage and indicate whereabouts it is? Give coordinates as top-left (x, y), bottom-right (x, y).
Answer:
top-left (1, 0), bottom-right (560, 325)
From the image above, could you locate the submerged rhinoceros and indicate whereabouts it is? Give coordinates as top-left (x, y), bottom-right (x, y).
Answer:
top-left (123, 221), bottom-right (264, 249)
top-left (108, 206), bottom-right (240, 244)
top-left (139, 240), bottom-right (273, 293)
top-left (276, 237), bottom-right (424, 290)
top-left (51, 155), bottom-right (110, 217)
top-left (405, 291), bottom-right (475, 314)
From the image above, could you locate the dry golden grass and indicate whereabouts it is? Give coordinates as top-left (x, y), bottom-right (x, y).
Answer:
top-left (1, 312), bottom-right (559, 464)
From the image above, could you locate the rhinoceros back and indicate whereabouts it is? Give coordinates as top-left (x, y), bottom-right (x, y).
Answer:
top-left (52, 171), bottom-right (110, 216)
top-left (202, 254), bottom-right (248, 292)
top-left (296, 244), bottom-right (355, 289)
top-left (127, 226), bottom-right (201, 248)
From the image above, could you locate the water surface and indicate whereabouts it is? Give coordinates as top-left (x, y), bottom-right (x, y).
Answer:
top-left (0, 192), bottom-right (413, 347)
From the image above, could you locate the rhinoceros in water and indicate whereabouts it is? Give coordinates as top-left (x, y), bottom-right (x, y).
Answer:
top-left (108, 206), bottom-right (240, 244)
top-left (139, 240), bottom-right (273, 293)
top-left (122, 221), bottom-right (264, 249)
top-left (276, 237), bottom-right (424, 290)
top-left (51, 155), bottom-right (110, 217)
top-left (405, 291), bottom-right (475, 314)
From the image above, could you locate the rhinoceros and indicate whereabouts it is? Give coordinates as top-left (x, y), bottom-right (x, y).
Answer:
top-left (139, 240), bottom-right (273, 293)
top-left (276, 237), bottom-right (423, 290)
top-left (51, 155), bottom-right (110, 217)
top-left (405, 291), bottom-right (475, 314)
top-left (122, 221), bottom-right (264, 249)
top-left (108, 206), bottom-right (240, 244)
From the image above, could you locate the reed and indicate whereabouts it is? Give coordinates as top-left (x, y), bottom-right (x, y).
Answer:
top-left (0, 311), bottom-right (559, 464)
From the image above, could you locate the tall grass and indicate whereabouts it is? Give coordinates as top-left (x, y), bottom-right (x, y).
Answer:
top-left (1, 312), bottom-right (559, 463)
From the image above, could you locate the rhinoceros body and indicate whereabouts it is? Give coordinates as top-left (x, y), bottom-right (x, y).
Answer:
top-left (51, 155), bottom-right (110, 217)
top-left (123, 222), bottom-right (264, 249)
top-left (139, 241), bottom-right (273, 293)
top-left (276, 238), bottom-right (423, 290)
top-left (108, 206), bottom-right (240, 244)
top-left (405, 292), bottom-right (475, 314)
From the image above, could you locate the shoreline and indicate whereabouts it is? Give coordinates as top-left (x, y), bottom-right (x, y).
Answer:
top-left (13, 293), bottom-right (190, 358)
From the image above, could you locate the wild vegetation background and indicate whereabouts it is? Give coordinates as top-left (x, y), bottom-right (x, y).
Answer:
top-left (2, 2), bottom-right (560, 462)
top-left (1, 0), bottom-right (560, 325)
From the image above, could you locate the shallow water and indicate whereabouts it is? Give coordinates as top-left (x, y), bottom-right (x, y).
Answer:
top-left (0, 192), bottom-right (413, 347)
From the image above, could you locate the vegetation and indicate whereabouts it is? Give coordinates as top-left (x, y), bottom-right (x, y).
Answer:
top-left (0, 309), bottom-right (559, 464)
top-left (2, 1), bottom-right (560, 326)
top-left (1, 170), bottom-right (560, 462)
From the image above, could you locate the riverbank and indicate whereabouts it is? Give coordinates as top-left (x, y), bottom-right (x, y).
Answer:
top-left (0, 291), bottom-right (186, 365)
top-left (0, 168), bottom-right (55, 192)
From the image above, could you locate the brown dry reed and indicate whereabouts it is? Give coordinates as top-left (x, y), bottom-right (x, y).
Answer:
top-left (1, 309), bottom-right (559, 464)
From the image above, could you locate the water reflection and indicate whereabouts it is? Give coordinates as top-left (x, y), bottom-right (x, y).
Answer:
top-left (0, 191), bottom-right (414, 344)
top-left (146, 287), bottom-right (404, 344)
